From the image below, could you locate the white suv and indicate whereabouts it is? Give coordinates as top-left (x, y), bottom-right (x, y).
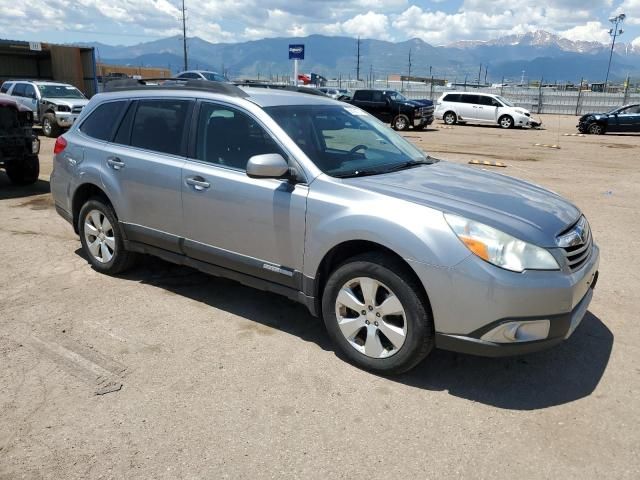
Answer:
top-left (435, 92), bottom-right (540, 129)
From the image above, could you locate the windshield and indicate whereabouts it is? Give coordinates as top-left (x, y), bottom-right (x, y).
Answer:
top-left (495, 95), bottom-right (514, 107)
top-left (387, 91), bottom-right (407, 102)
top-left (37, 85), bottom-right (85, 99)
top-left (202, 72), bottom-right (227, 82)
top-left (265, 104), bottom-right (433, 178)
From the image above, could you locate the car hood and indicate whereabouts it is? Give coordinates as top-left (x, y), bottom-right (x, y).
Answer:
top-left (404, 99), bottom-right (434, 108)
top-left (345, 161), bottom-right (580, 247)
top-left (42, 97), bottom-right (89, 108)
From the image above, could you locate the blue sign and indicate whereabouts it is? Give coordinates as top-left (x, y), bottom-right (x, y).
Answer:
top-left (289, 44), bottom-right (305, 60)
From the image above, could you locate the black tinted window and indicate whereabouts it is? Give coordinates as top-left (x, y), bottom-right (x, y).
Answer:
top-left (80, 101), bottom-right (127, 141)
top-left (461, 94), bottom-right (480, 104)
top-left (354, 91), bottom-right (372, 101)
top-left (372, 91), bottom-right (383, 102)
top-left (478, 96), bottom-right (495, 106)
top-left (1, 83), bottom-right (12, 93)
top-left (444, 94), bottom-right (460, 102)
top-left (12, 84), bottom-right (26, 97)
top-left (195, 103), bottom-right (281, 170)
top-left (113, 102), bottom-right (136, 145)
top-left (130, 100), bottom-right (191, 155)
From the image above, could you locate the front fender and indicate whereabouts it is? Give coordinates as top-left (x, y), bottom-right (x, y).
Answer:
top-left (303, 176), bottom-right (471, 278)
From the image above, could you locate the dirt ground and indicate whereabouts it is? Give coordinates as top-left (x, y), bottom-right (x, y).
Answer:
top-left (1, 115), bottom-right (639, 479)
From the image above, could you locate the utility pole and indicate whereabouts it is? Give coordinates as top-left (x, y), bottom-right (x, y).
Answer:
top-left (407, 48), bottom-right (412, 83)
top-left (605, 13), bottom-right (626, 88)
top-left (181, 0), bottom-right (188, 71)
top-left (484, 66), bottom-right (488, 85)
top-left (356, 36), bottom-right (361, 81)
top-left (369, 64), bottom-right (373, 88)
top-left (477, 63), bottom-right (482, 86)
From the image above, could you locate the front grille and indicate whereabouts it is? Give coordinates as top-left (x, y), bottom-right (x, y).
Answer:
top-left (559, 217), bottom-right (593, 271)
top-left (72, 106), bottom-right (84, 114)
top-left (421, 106), bottom-right (434, 116)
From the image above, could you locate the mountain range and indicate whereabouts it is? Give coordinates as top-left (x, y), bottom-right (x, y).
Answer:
top-left (83, 30), bottom-right (640, 83)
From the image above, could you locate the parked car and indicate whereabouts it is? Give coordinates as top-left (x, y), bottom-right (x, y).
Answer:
top-left (176, 70), bottom-right (229, 82)
top-left (3, 80), bottom-right (89, 137)
top-left (346, 89), bottom-right (434, 130)
top-left (318, 88), bottom-right (352, 100)
top-left (435, 92), bottom-right (541, 129)
top-left (577, 104), bottom-right (640, 134)
top-left (50, 82), bottom-right (599, 374)
top-left (0, 93), bottom-right (40, 184)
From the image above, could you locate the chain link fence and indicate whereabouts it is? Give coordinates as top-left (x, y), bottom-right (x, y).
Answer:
top-left (325, 80), bottom-right (640, 116)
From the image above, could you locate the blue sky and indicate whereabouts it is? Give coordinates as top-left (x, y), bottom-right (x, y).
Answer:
top-left (0, 0), bottom-right (638, 47)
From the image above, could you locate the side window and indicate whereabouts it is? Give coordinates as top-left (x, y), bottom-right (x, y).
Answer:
top-left (80, 101), bottom-right (128, 141)
top-left (12, 84), bottom-right (26, 97)
top-left (194, 103), bottom-right (281, 170)
top-left (23, 84), bottom-right (36, 99)
top-left (354, 91), bottom-right (372, 101)
top-left (444, 94), bottom-right (460, 103)
top-left (461, 94), bottom-right (479, 105)
top-left (113, 102), bottom-right (136, 145)
top-left (371, 91), bottom-right (383, 102)
top-left (0, 82), bottom-right (12, 94)
top-left (179, 72), bottom-right (198, 79)
top-left (130, 99), bottom-right (191, 155)
top-left (478, 96), bottom-right (495, 106)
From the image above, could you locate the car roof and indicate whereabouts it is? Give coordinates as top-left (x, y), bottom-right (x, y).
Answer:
top-left (243, 88), bottom-right (339, 107)
top-left (445, 91), bottom-right (496, 97)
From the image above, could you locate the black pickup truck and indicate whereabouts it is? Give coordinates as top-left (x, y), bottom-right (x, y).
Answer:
top-left (0, 94), bottom-right (40, 185)
top-left (345, 89), bottom-right (434, 130)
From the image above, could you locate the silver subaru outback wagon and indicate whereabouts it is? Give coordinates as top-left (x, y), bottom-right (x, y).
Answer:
top-left (50, 80), bottom-right (599, 374)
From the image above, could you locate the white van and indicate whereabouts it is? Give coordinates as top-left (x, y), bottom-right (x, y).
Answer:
top-left (435, 92), bottom-right (541, 128)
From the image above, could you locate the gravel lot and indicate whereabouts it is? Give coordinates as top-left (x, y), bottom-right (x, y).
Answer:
top-left (1, 116), bottom-right (638, 479)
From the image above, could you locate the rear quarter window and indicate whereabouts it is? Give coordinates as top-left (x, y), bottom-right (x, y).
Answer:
top-left (79, 101), bottom-right (128, 141)
top-left (0, 82), bottom-right (12, 94)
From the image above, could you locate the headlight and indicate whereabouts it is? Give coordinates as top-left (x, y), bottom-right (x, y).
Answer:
top-left (444, 213), bottom-right (559, 272)
top-left (57, 105), bottom-right (71, 112)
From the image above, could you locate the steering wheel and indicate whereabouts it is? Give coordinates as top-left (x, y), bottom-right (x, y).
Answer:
top-left (349, 144), bottom-right (368, 154)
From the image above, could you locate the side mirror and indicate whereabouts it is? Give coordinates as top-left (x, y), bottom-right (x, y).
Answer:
top-left (246, 153), bottom-right (289, 179)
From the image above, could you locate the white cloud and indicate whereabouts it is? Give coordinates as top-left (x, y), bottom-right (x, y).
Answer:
top-left (341, 11), bottom-right (391, 39)
top-left (561, 21), bottom-right (611, 43)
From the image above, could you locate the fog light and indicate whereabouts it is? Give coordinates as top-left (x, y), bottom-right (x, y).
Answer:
top-left (480, 320), bottom-right (550, 343)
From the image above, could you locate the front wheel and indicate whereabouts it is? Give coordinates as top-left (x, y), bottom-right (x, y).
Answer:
top-left (392, 115), bottom-right (410, 131)
top-left (321, 252), bottom-right (434, 375)
top-left (5, 155), bottom-right (40, 185)
top-left (42, 113), bottom-right (62, 138)
top-left (78, 197), bottom-right (136, 274)
top-left (443, 111), bottom-right (457, 125)
top-left (588, 123), bottom-right (605, 135)
top-left (498, 115), bottom-right (514, 129)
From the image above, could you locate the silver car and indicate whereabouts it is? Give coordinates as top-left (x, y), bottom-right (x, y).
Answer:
top-left (50, 81), bottom-right (599, 374)
top-left (4, 80), bottom-right (89, 137)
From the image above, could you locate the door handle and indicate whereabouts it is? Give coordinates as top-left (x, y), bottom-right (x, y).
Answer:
top-left (186, 176), bottom-right (211, 191)
top-left (107, 157), bottom-right (125, 170)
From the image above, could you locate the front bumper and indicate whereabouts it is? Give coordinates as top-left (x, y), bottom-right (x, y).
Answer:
top-left (55, 112), bottom-right (80, 128)
top-left (414, 115), bottom-right (434, 127)
top-left (408, 243), bottom-right (600, 357)
top-left (516, 115), bottom-right (542, 128)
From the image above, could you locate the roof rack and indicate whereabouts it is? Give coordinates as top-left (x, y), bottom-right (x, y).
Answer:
top-left (103, 78), bottom-right (249, 98)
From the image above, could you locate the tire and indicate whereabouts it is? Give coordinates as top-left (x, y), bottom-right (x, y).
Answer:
top-left (42, 113), bottom-right (62, 138)
top-left (392, 115), bottom-right (410, 131)
top-left (78, 197), bottom-right (136, 275)
top-left (498, 115), bottom-right (514, 129)
top-left (443, 111), bottom-right (457, 125)
top-left (588, 123), bottom-right (605, 135)
top-left (5, 154), bottom-right (40, 185)
top-left (321, 252), bottom-right (434, 375)
top-left (414, 123), bottom-right (425, 131)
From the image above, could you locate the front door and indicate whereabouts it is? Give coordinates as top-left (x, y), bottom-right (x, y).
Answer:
top-left (614, 105), bottom-right (640, 132)
top-left (181, 101), bottom-right (308, 287)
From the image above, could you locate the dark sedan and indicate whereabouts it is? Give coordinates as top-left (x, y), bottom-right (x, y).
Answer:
top-left (578, 104), bottom-right (640, 134)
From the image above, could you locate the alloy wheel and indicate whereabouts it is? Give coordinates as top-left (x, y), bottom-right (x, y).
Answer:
top-left (334, 277), bottom-right (407, 358)
top-left (395, 117), bottom-right (408, 130)
top-left (43, 118), bottom-right (51, 136)
top-left (84, 209), bottom-right (116, 263)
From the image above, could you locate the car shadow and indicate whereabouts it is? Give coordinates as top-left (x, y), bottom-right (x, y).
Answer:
top-left (74, 251), bottom-right (613, 410)
top-left (0, 174), bottom-right (50, 200)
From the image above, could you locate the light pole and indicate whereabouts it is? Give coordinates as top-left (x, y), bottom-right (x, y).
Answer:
top-left (605, 13), bottom-right (626, 88)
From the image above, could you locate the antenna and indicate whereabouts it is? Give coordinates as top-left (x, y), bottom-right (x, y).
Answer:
top-left (181, 0), bottom-right (188, 71)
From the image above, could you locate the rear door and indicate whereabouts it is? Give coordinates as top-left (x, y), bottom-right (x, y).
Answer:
top-left (95, 98), bottom-right (193, 251)
top-left (458, 94), bottom-right (480, 121)
top-left (180, 101), bottom-right (308, 285)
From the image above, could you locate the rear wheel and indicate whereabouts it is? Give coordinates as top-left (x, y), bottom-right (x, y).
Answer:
top-left (78, 197), bottom-right (136, 274)
top-left (443, 111), bottom-right (457, 125)
top-left (322, 252), bottom-right (434, 375)
top-left (42, 113), bottom-right (62, 138)
top-left (588, 123), bottom-right (605, 135)
top-left (498, 115), bottom-right (514, 129)
top-left (5, 154), bottom-right (40, 185)
top-left (392, 115), bottom-right (410, 131)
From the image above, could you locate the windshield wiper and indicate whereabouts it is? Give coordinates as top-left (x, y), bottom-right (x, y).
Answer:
top-left (334, 168), bottom-right (387, 178)
top-left (383, 156), bottom-right (438, 173)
